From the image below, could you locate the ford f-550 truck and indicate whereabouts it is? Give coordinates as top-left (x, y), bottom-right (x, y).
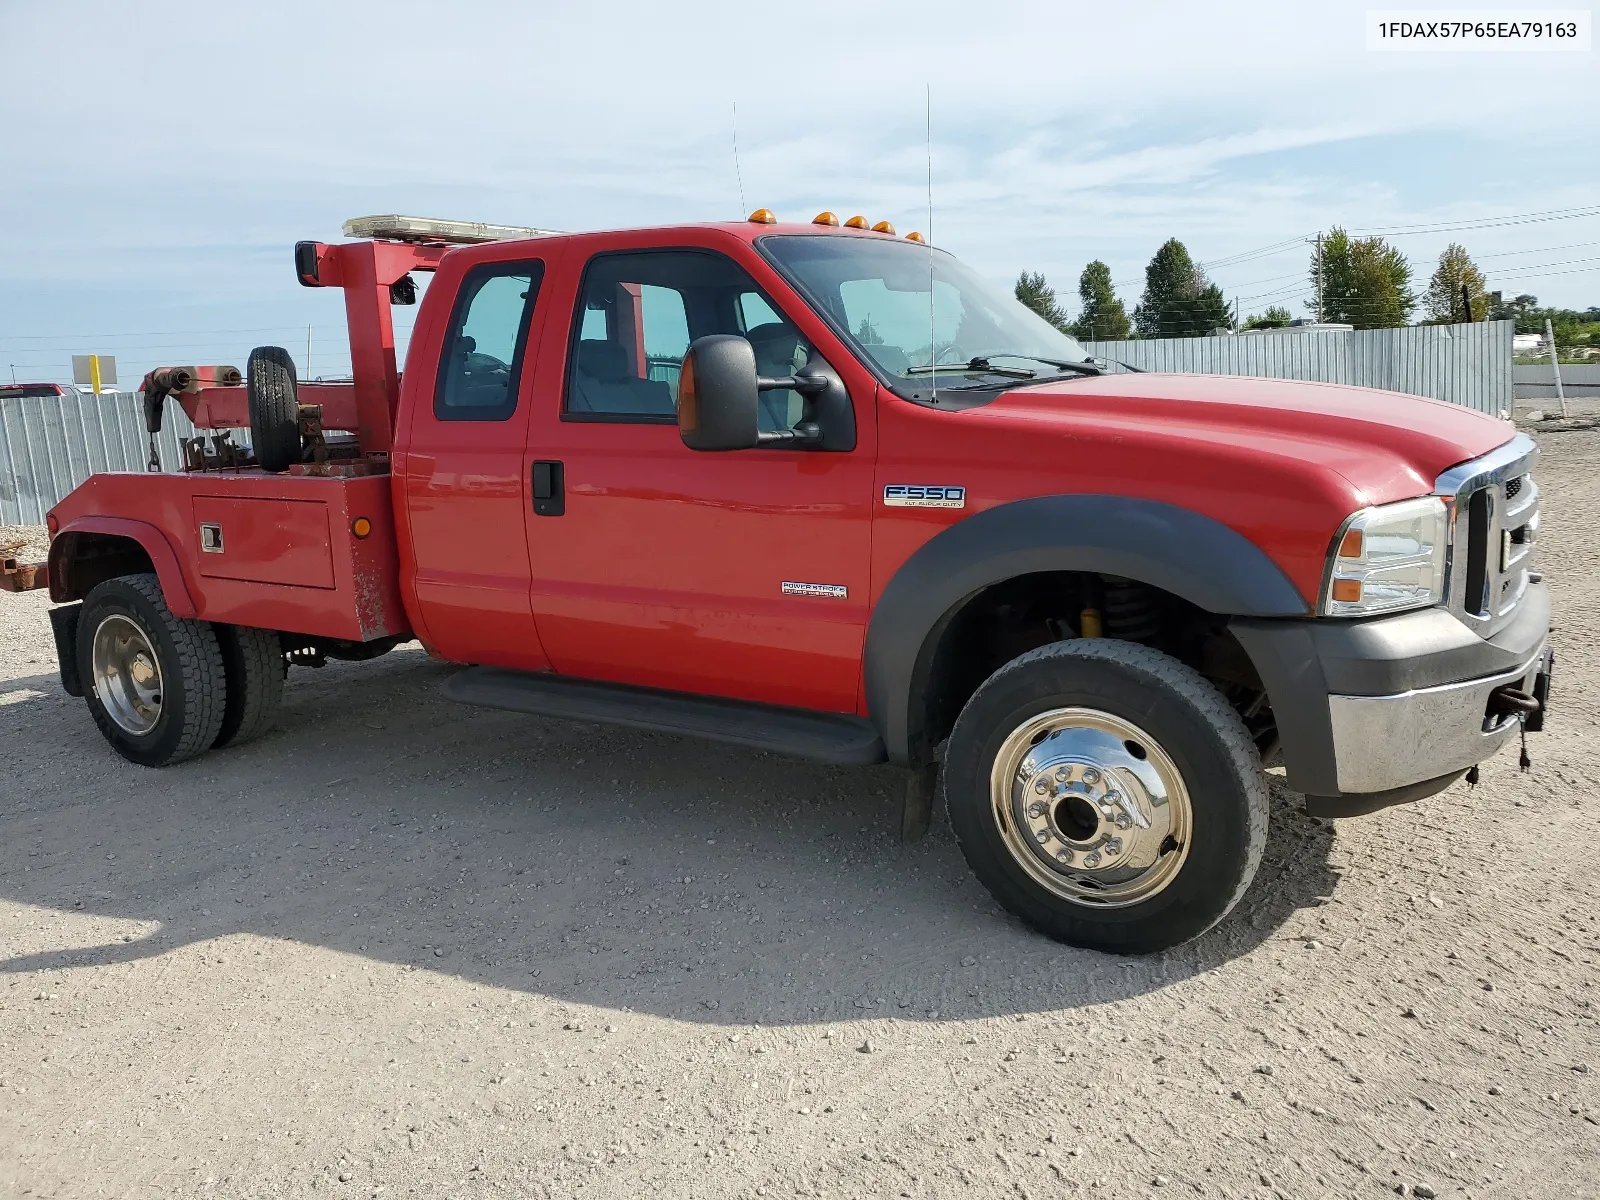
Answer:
top-left (7, 210), bottom-right (1552, 954)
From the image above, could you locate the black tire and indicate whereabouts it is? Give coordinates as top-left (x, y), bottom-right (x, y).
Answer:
top-left (213, 625), bottom-right (285, 748)
top-left (77, 573), bottom-right (226, 767)
top-left (247, 345), bottom-right (300, 473)
top-left (945, 639), bottom-right (1269, 955)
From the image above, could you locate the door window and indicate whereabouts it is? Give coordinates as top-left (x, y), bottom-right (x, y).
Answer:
top-left (564, 250), bottom-right (810, 432)
top-left (435, 262), bottom-right (544, 422)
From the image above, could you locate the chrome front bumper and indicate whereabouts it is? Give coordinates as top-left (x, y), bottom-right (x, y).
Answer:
top-left (1326, 642), bottom-right (1548, 794)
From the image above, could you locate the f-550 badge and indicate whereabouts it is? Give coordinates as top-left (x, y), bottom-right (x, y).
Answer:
top-left (884, 484), bottom-right (966, 509)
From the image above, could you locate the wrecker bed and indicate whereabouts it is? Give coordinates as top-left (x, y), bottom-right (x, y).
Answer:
top-left (46, 469), bottom-right (406, 644)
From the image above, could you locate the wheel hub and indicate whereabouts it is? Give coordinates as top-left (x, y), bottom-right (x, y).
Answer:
top-left (90, 614), bottom-right (164, 736)
top-left (993, 708), bottom-right (1192, 907)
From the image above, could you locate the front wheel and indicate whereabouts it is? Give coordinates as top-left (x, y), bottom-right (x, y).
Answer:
top-left (945, 639), bottom-right (1269, 954)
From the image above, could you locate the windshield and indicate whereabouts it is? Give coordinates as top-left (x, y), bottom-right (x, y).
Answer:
top-left (759, 235), bottom-right (1091, 388)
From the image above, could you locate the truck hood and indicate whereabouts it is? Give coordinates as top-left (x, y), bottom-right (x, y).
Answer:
top-left (912, 372), bottom-right (1518, 606)
top-left (988, 371), bottom-right (1512, 503)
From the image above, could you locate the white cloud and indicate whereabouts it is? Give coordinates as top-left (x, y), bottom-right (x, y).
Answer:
top-left (1, 0), bottom-right (1595, 376)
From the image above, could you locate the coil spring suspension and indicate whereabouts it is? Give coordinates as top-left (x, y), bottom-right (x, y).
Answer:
top-left (1102, 577), bottom-right (1159, 642)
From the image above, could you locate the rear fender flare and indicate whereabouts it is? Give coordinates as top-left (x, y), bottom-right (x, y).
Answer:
top-left (48, 516), bottom-right (199, 617)
top-left (863, 494), bottom-right (1310, 765)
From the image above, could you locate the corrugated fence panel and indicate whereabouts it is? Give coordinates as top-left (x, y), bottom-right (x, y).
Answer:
top-left (1084, 319), bottom-right (1511, 415)
top-left (0, 391), bottom-right (198, 526)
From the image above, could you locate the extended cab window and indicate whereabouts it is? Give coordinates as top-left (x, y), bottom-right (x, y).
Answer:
top-left (435, 261), bottom-right (543, 422)
top-left (564, 250), bottom-right (809, 432)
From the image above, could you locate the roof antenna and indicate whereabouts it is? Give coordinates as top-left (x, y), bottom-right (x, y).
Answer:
top-left (732, 101), bottom-right (747, 218)
top-left (926, 83), bottom-right (937, 399)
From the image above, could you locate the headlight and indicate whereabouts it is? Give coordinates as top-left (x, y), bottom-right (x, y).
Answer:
top-left (1320, 496), bottom-right (1447, 617)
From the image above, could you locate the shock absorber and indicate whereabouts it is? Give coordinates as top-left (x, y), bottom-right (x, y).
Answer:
top-left (1102, 577), bottom-right (1159, 642)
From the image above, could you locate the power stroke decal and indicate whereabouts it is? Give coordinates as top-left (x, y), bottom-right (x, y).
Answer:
top-left (883, 484), bottom-right (966, 509)
top-left (781, 581), bottom-right (848, 600)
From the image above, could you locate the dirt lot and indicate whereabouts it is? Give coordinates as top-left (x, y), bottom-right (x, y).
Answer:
top-left (2, 432), bottom-right (1597, 1200)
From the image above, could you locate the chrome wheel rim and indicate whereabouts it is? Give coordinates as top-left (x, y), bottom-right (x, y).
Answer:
top-left (989, 707), bottom-right (1192, 908)
top-left (90, 614), bottom-right (164, 736)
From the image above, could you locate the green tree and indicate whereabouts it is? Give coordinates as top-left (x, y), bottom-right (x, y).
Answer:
top-left (1424, 243), bottom-right (1489, 323)
top-left (855, 316), bottom-right (885, 345)
top-left (1014, 271), bottom-right (1070, 333)
top-left (1070, 260), bottom-right (1131, 341)
top-left (1242, 304), bottom-right (1293, 330)
top-left (1134, 239), bottom-right (1232, 337)
top-left (1488, 291), bottom-right (1541, 328)
top-left (1309, 228), bottom-right (1415, 329)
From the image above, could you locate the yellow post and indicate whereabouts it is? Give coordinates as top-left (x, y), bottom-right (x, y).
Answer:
top-left (88, 354), bottom-right (102, 395)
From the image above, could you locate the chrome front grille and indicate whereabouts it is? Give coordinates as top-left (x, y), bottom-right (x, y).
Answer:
top-left (1434, 434), bottom-right (1540, 636)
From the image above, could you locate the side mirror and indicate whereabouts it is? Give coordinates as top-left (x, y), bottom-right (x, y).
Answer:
top-left (679, 335), bottom-right (760, 451)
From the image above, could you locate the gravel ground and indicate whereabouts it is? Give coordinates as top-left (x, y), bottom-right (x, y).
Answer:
top-left (2, 432), bottom-right (1596, 1200)
top-left (0, 525), bottom-right (50, 561)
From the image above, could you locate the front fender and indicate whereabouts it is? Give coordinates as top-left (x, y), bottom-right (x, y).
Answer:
top-left (48, 516), bottom-right (199, 617)
top-left (863, 494), bottom-right (1309, 765)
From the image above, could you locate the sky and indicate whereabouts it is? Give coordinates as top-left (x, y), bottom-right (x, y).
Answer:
top-left (1, 0), bottom-right (1596, 385)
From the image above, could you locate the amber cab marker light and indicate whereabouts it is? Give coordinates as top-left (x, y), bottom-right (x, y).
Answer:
top-left (872, 220), bottom-right (896, 235)
top-left (747, 208), bottom-right (777, 224)
top-left (843, 215), bottom-right (869, 229)
top-left (812, 211), bottom-right (840, 227)
top-left (1331, 579), bottom-right (1363, 603)
top-left (1338, 528), bottom-right (1364, 558)
top-left (351, 517), bottom-right (373, 539)
top-left (905, 231), bottom-right (927, 243)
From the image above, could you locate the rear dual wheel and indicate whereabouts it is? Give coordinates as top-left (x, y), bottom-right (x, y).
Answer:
top-left (945, 639), bottom-right (1269, 955)
top-left (78, 574), bottom-right (282, 766)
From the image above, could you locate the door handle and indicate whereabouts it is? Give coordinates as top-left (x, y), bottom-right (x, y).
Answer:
top-left (532, 460), bottom-right (565, 517)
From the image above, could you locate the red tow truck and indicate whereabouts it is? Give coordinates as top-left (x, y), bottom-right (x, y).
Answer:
top-left (5, 211), bottom-right (1552, 953)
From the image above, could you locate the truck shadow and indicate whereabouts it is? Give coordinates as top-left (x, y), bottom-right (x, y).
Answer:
top-left (0, 649), bottom-right (1340, 1024)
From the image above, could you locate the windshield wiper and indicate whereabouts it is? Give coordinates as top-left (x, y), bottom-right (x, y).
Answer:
top-left (1086, 355), bottom-right (1144, 374)
top-left (908, 353), bottom-right (1104, 378)
top-left (904, 357), bottom-right (1036, 379)
top-left (992, 354), bottom-right (1104, 376)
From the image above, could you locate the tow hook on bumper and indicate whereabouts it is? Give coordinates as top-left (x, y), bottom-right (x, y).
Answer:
top-left (1486, 683), bottom-right (1541, 721)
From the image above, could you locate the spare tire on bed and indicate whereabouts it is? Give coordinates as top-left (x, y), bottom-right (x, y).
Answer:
top-left (247, 345), bottom-right (300, 473)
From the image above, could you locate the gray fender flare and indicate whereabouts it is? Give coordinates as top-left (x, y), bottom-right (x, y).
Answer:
top-left (863, 494), bottom-right (1310, 765)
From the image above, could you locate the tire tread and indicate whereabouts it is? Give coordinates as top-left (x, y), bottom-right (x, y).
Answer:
top-left (213, 625), bottom-right (284, 748)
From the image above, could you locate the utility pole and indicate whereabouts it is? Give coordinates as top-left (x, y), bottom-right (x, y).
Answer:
top-left (1314, 233), bottom-right (1324, 323)
top-left (1460, 282), bottom-right (1473, 324)
top-left (1234, 296), bottom-right (1240, 330)
top-left (1545, 318), bottom-right (1567, 418)
top-left (307, 325), bottom-right (313, 380)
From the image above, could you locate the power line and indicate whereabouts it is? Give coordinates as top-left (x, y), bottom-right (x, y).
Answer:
top-left (1348, 205), bottom-right (1600, 236)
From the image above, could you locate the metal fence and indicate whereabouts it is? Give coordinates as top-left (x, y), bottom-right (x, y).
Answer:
top-left (1082, 319), bottom-right (1513, 415)
top-left (0, 390), bottom-right (200, 526)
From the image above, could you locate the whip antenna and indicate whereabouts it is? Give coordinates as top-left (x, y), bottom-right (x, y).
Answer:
top-left (732, 102), bottom-right (747, 217)
top-left (926, 83), bottom-right (936, 397)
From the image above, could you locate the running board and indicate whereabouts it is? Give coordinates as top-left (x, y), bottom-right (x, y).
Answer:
top-left (443, 667), bottom-right (888, 765)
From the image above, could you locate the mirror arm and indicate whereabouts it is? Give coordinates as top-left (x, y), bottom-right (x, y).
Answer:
top-left (756, 422), bottom-right (824, 446)
top-left (757, 375), bottom-right (828, 396)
